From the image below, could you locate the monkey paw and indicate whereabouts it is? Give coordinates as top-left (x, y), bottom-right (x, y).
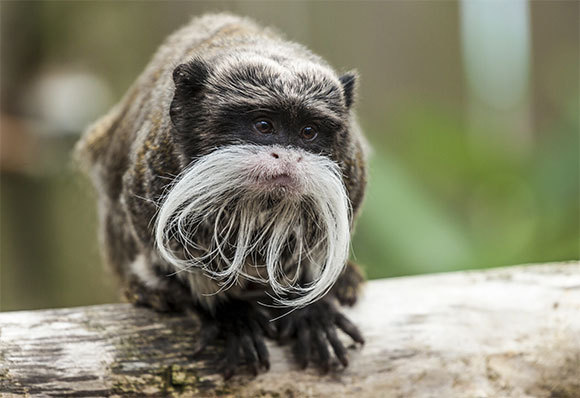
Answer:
top-left (214, 300), bottom-right (276, 380)
top-left (277, 299), bottom-right (364, 372)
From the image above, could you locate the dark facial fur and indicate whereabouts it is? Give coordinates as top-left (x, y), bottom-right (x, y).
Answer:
top-left (170, 59), bottom-right (351, 158)
top-left (75, 13), bottom-right (368, 377)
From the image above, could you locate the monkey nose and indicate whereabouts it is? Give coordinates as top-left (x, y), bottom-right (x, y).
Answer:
top-left (269, 149), bottom-right (302, 163)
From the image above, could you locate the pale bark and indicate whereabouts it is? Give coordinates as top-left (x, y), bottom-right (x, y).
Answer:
top-left (1, 262), bottom-right (579, 397)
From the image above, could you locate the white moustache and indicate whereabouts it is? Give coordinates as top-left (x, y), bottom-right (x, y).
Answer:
top-left (155, 144), bottom-right (351, 307)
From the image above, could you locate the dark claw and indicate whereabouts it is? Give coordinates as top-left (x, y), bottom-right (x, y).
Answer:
top-left (312, 323), bottom-right (331, 373)
top-left (254, 336), bottom-right (270, 370)
top-left (222, 333), bottom-right (240, 380)
top-left (240, 334), bottom-right (259, 376)
top-left (336, 313), bottom-right (365, 344)
top-left (249, 320), bottom-right (271, 370)
top-left (325, 324), bottom-right (348, 367)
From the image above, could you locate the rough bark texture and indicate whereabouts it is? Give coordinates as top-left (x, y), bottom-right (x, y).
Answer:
top-left (1, 262), bottom-right (579, 397)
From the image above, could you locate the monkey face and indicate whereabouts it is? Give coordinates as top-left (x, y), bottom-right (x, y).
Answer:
top-left (157, 55), bottom-right (358, 306)
top-left (169, 56), bottom-right (357, 165)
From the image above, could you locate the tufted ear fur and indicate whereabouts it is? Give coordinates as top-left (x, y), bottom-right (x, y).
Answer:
top-left (170, 60), bottom-right (209, 130)
top-left (339, 72), bottom-right (357, 109)
top-left (172, 60), bottom-right (209, 91)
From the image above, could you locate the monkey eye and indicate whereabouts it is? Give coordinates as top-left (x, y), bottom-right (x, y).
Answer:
top-left (253, 119), bottom-right (275, 134)
top-left (300, 126), bottom-right (318, 141)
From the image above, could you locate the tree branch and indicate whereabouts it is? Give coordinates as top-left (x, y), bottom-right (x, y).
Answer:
top-left (1, 262), bottom-right (579, 397)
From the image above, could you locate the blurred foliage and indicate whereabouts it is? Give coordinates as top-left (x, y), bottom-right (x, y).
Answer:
top-left (1, 1), bottom-right (578, 310)
top-left (354, 101), bottom-right (579, 279)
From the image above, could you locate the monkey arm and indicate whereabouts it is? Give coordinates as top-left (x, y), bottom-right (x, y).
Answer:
top-left (124, 269), bottom-right (278, 380)
top-left (331, 260), bottom-right (366, 307)
top-left (123, 272), bottom-right (193, 313)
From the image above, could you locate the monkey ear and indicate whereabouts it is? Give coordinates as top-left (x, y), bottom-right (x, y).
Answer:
top-left (339, 72), bottom-right (357, 109)
top-left (170, 60), bottom-right (209, 131)
top-left (172, 60), bottom-right (209, 93)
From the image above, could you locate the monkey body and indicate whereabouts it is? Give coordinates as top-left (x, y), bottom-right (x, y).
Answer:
top-left (76, 14), bottom-right (367, 377)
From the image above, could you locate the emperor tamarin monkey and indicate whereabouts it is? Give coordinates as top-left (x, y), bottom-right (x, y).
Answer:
top-left (76, 13), bottom-right (368, 378)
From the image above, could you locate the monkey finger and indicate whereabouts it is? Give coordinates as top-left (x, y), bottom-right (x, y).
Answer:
top-left (240, 334), bottom-right (259, 376)
top-left (335, 313), bottom-right (365, 345)
top-left (222, 333), bottom-right (241, 380)
top-left (325, 325), bottom-right (348, 367)
top-left (248, 320), bottom-right (271, 370)
top-left (293, 324), bottom-right (311, 369)
top-left (254, 336), bottom-right (270, 370)
top-left (311, 324), bottom-right (331, 373)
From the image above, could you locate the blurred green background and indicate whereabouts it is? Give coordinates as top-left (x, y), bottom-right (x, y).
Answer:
top-left (1, 1), bottom-right (578, 311)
